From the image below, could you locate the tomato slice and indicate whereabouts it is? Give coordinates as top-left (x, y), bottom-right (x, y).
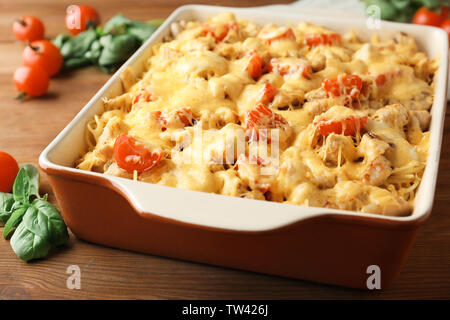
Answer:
top-left (315, 116), bottom-right (367, 137)
top-left (246, 103), bottom-right (289, 141)
top-left (268, 58), bottom-right (311, 78)
top-left (375, 74), bottom-right (387, 86)
top-left (133, 88), bottom-right (152, 104)
top-left (113, 135), bottom-right (163, 173)
top-left (258, 27), bottom-right (296, 44)
top-left (245, 50), bottom-right (263, 80)
top-left (259, 83), bottom-right (277, 104)
top-left (202, 22), bottom-right (238, 42)
top-left (150, 107), bottom-right (193, 131)
top-left (305, 33), bottom-right (342, 47)
top-left (322, 74), bottom-right (363, 100)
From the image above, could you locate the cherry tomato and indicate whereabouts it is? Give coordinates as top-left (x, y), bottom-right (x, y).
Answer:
top-left (246, 104), bottom-right (288, 129)
top-left (202, 22), bottom-right (238, 42)
top-left (65, 5), bottom-right (100, 35)
top-left (151, 107), bottom-right (193, 132)
top-left (305, 33), bottom-right (341, 47)
top-left (245, 103), bottom-right (289, 141)
top-left (12, 16), bottom-right (45, 42)
top-left (245, 50), bottom-right (263, 80)
top-left (132, 88), bottom-right (153, 104)
top-left (322, 74), bottom-right (363, 100)
top-left (269, 58), bottom-right (311, 78)
top-left (413, 7), bottom-right (442, 27)
top-left (114, 135), bottom-right (163, 173)
top-left (259, 83), bottom-right (277, 105)
top-left (23, 40), bottom-right (63, 77)
top-left (258, 27), bottom-right (296, 44)
top-left (315, 116), bottom-right (368, 137)
top-left (440, 19), bottom-right (450, 48)
top-left (0, 152), bottom-right (19, 193)
top-left (13, 65), bottom-right (49, 98)
top-left (375, 74), bottom-right (387, 86)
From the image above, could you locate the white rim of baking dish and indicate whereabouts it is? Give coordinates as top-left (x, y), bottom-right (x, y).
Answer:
top-left (39, 4), bottom-right (449, 232)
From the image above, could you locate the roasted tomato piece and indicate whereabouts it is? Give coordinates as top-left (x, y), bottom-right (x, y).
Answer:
top-left (259, 83), bottom-right (277, 104)
top-left (113, 135), bottom-right (163, 173)
top-left (375, 74), bottom-right (387, 86)
top-left (322, 74), bottom-right (363, 100)
top-left (202, 21), bottom-right (238, 42)
top-left (315, 115), bottom-right (368, 137)
top-left (245, 103), bottom-right (289, 141)
top-left (305, 33), bottom-right (342, 47)
top-left (258, 27), bottom-right (296, 44)
top-left (245, 50), bottom-right (263, 80)
top-left (268, 58), bottom-right (312, 78)
top-left (151, 107), bottom-right (193, 131)
top-left (133, 88), bottom-right (152, 104)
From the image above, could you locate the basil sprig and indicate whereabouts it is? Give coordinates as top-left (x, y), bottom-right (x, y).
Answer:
top-left (0, 164), bottom-right (69, 261)
top-left (53, 14), bottom-right (164, 73)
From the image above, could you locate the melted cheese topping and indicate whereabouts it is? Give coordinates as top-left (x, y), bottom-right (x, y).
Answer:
top-left (76, 12), bottom-right (437, 217)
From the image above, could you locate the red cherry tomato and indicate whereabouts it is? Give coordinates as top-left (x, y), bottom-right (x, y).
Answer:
top-left (315, 116), bottom-right (368, 137)
top-left (305, 33), bottom-right (342, 47)
top-left (413, 7), bottom-right (443, 27)
top-left (258, 27), bottom-right (296, 44)
top-left (12, 16), bottom-right (45, 42)
top-left (113, 135), bottom-right (163, 173)
top-left (65, 5), bottom-right (100, 35)
top-left (202, 22), bottom-right (238, 42)
top-left (440, 19), bottom-right (450, 48)
top-left (0, 152), bottom-right (19, 193)
top-left (246, 103), bottom-right (288, 134)
top-left (13, 65), bottom-right (49, 98)
top-left (322, 74), bottom-right (363, 100)
top-left (23, 40), bottom-right (63, 77)
top-left (132, 88), bottom-right (153, 104)
top-left (269, 58), bottom-right (312, 78)
top-left (245, 50), bottom-right (263, 80)
top-left (259, 83), bottom-right (278, 105)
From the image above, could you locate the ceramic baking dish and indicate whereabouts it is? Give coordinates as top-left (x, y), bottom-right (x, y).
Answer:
top-left (39, 4), bottom-right (449, 289)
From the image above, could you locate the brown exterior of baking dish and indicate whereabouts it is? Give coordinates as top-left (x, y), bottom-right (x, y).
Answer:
top-left (41, 166), bottom-right (427, 289)
top-left (37, 4), bottom-right (448, 290)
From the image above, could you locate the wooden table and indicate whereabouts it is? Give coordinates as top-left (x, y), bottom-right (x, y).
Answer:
top-left (0, 0), bottom-right (449, 300)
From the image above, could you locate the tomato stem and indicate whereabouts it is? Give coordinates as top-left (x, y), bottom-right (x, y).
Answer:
top-left (16, 19), bottom-right (26, 26)
top-left (28, 43), bottom-right (40, 53)
top-left (15, 92), bottom-right (27, 100)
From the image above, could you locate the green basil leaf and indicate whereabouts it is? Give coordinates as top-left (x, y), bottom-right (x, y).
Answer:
top-left (12, 168), bottom-right (31, 204)
top-left (61, 29), bottom-right (98, 59)
top-left (0, 192), bottom-right (16, 223)
top-left (32, 199), bottom-right (69, 246)
top-left (10, 220), bottom-right (52, 262)
top-left (99, 34), bottom-right (113, 48)
top-left (3, 206), bottom-right (27, 239)
top-left (126, 21), bottom-right (157, 42)
top-left (98, 34), bottom-right (140, 67)
top-left (19, 164), bottom-right (40, 198)
top-left (22, 205), bottom-right (50, 240)
top-left (52, 34), bottom-right (71, 49)
top-left (63, 57), bottom-right (92, 70)
top-left (103, 14), bottom-right (131, 34)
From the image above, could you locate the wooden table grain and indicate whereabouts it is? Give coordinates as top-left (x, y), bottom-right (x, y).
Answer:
top-left (0, 0), bottom-right (449, 300)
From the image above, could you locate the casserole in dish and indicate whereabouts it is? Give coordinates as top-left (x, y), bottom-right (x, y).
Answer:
top-left (39, 5), bottom-right (449, 289)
